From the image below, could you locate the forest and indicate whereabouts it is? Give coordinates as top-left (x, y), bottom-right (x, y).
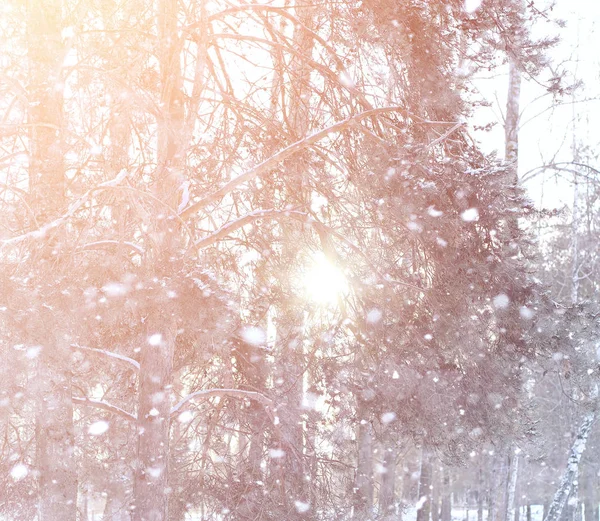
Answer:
top-left (1, 0), bottom-right (599, 520)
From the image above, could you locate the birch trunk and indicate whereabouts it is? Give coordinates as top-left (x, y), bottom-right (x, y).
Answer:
top-left (544, 413), bottom-right (596, 521)
top-left (504, 452), bottom-right (519, 521)
top-left (417, 447), bottom-right (434, 521)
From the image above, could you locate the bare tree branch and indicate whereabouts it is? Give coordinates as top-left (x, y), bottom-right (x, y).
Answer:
top-left (179, 106), bottom-right (413, 218)
top-left (170, 388), bottom-right (273, 418)
top-left (72, 396), bottom-right (137, 423)
top-left (71, 343), bottom-right (140, 371)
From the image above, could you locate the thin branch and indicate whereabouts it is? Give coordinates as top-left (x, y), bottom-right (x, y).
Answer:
top-left (71, 343), bottom-right (140, 371)
top-left (179, 106), bottom-right (416, 218)
top-left (170, 388), bottom-right (273, 418)
top-left (72, 396), bottom-right (137, 423)
top-left (0, 169), bottom-right (129, 249)
top-left (76, 240), bottom-right (145, 255)
top-left (195, 209), bottom-right (306, 249)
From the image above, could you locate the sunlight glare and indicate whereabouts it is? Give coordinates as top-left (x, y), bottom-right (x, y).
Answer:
top-left (303, 253), bottom-right (348, 305)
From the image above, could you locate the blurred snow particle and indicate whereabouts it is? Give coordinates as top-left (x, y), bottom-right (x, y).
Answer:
top-left (381, 412), bottom-right (396, 425)
top-left (436, 237), bottom-right (448, 248)
top-left (240, 325), bottom-right (267, 346)
top-left (427, 206), bottom-right (443, 217)
top-left (268, 448), bottom-right (286, 459)
top-left (177, 411), bottom-right (194, 423)
top-left (407, 221), bottom-right (423, 233)
top-left (464, 0), bottom-right (482, 13)
top-left (10, 463), bottom-right (28, 481)
top-left (519, 306), bottom-right (534, 320)
top-left (88, 421), bottom-right (109, 436)
top-left (461, 208), bottom-right (479, 222)
top-left (149, 408), bottom-right (160, 417)
top-left (25, 346), bottom-right (42, 360)
top-left (148, 333), bottom-right (163, 346)
top-left (294, 500), bottom-right (311, 514)
top-left (102, 282), bottom-right (128, 297)
top-left (493, 294), bottom-right (510, 309)
top-left (366, 309), bottom-right (382, 324)
top-left (338, 71), bottom-right (355, 89)
top-left (147, 466), bottom-right (163, 479)
top-left (61, 26), bottom-right (75, 39)
top-left (424, 334), bottom-right (433, 341)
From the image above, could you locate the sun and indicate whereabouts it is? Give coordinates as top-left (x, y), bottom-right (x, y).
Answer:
top-left (302, 253), bottom-right (348, 305)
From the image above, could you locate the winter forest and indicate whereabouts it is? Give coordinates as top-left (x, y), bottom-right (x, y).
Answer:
top-left (2, 0), bottom-right (600, 520)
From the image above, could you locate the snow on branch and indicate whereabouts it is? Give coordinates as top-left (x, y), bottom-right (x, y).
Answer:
top-left (170, 388), bottom-right (273, 418)
top-left (70, 343), bottom-right (140, 371)
top-left (0, 169), bottom-right (128, 249)
top-left (194, 209), bottom-right (307, 249)
top-left (72, 396), bottom-right (137, 423)
top-left (179, 106), bottom-right (412, 218)
top-left (77, 240), bottom-right (145, 255)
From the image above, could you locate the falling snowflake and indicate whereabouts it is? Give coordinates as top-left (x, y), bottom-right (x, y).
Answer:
top-left (147, 466), bottom-right (163, 478)
top-left (294, 500), bottom-right (311, 514)
top-left (338, 71), bottom-right (355, 88)
top-left (381, 412), bottom-right (396, 424)
top-left (268, 448), bottom-right (286, 459)
top-left (178, 411), bottom-right (194, 423)
top-left (519, 306), bottom-right (534, 319)
top-left (493, 294), bottom-right (510, 309)
top-left (102, 282), bottom-right (128, 297)
top-left (461, 208), bottom-right (479, 222)
top-left (427, 206), bottom-right (443, 217)
top-left (148, 333), bottom-right (163, 346)
top-left (240, 325), bottom-right (267, 346)
top-left (10, 463), bottom-right (28, 481)
top-left (25, 346), bottom-right (42, 359)
top-left (88, 421), bottom-right (109, 436)
top-left (464, 0), bottom-right (482, 14)
top-left (366, 309), bottom-right (382, 324)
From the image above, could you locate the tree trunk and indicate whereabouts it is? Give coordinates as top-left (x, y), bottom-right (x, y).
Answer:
top-left (354, 404), bottom-right (374, 519)
top-left (504, 451), bottom-right (519, 521)
top-left (380, 441), bottom-right (398, 519)
top-left (544, 413), bottom-right (596, 521)
top-left (133, 315), bottom-right (176, 521)
top-left (417, 447), bottom-right (434, 521)
top-left (34, 313), bottom-right (77, 521)
top-left (273, 2), bottom-right (316, 517)
top-left (133, 0), bottom-right (185, 517)
top-left (27, 1), bottom-right (77, 520)
top-left (432, 466), bottom-right (441, 521)
top-left (441, 466), bottom-right (452, 521)
top-left (478, 462), bottom-right (484, 521)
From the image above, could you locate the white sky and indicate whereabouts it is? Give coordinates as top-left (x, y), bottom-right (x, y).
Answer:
top-left (469, 0), bottom-right (600, 210)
